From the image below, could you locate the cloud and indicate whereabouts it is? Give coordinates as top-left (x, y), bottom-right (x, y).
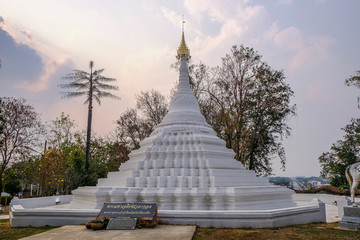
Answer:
top-left (277, 0), bottom-right (294, 5)
top-left (14, 59), bottom-right (70, 92)
top-left (19, 30), bottom-right (32, 40)
top-left (0, 18), bottom-right (71, 92)
top-left (161, 7), bottom-right (182, 29)
top-left (0, 28), bottom-right (43, 88)
top-left (0, 16), bottom-right (4, 23)
top-left (264, 22), bottom-right (336, 73)
top-left (179, 0), bottom-right (266, 59)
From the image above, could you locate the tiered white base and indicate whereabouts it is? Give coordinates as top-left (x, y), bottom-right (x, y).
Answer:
top-left (9, 196), bottom-right (325, 228)
top-left (69, 186), bottom-right (296, 211)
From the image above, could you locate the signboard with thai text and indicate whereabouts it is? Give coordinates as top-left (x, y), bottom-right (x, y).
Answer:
top-left (98, 203), bottom-right (156, 218)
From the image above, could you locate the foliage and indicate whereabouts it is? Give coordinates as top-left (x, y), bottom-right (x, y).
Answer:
top-left (338, 185), bottom-right (349, 190)
top-left (117, 90), bottom-right (168, 149)
top-left (319, 118), bottom-right (360, 187)
top-left (136, 90), bottom-right (168, 127)
top-left (0, 97), bottom-right (44, 193)
top-left (59, 61), bottom-right (119, 175)
top-left (187, 45), bottom-right (296, 175)
top-left (345, 70), bottom-right (360, 108)
top-left (2, 111), bottom-right (129, 196)
top-left (60, 137), bottom-right (88, 191)
top-left (0, 196), bottom-right (13, 206)
top-left (268, 177), bottom-right (291, 187)
top-left (48, 112), bottom-right (77, 149)
top-left (91, 137), bottom-right (130, 173)
top-left (33, 148), bottom-right (67, 196)
top-left (319, 72), bottom-right (359, 187)
top-left (3, 168), bottom-right (21, 196)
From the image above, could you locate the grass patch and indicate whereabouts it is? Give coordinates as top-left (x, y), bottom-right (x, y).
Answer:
top-left (0, 219), bottom-right (57, 240)
top-left (193, 222), bottom-right (360, 240)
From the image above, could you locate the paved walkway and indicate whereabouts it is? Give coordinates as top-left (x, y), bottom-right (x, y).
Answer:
top-left (20, 225), bottom-right (196, 240)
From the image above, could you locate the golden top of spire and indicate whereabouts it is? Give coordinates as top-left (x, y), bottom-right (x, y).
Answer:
top-left (177, 17), bottom-right (190, 59)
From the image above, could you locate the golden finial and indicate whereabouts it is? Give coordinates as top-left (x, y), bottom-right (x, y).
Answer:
top-left (177, 16), bottom-right (190, 60)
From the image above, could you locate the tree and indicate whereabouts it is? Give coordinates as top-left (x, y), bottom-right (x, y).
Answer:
top-left (3, 168), bottom-right (22, 196)
top-left (0, 97), bottom-right (44, 192)
top-left (189, 45), bottom-right (296, 175)
top-left (345, 70), bottom-right (360, 108)
top-left (117, 90), bottom-right (168, 149)
top-left (319, 70), bottom-right (360, 186)
top-left (319, 118), bottom-right (360, 187)
top-left (136, 90), bottom-right (168, 127)
top-left (91, 137), bottom-right (130, 173)
top-left (33, 148), bottom-right (66, 196)
top-left (59, 61), bottom-right (120, 175)
top-left (48, 112), bottom-right (77, 149)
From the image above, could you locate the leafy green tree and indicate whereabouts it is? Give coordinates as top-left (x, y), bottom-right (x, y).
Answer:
top-left (61, 139), bottom-right (87, 192)
top-left (91, 137), bottom-right (130, 173)
top-left (59, 61), bottom-right (120, 176)
top-left (319, 71), bottom-right (360, 187)
top-left (319, 118), bottom-right (360, 187)
top-left (3, 168), bottom-right (22, 196)
top-left (4, 160), bottom-right (35, 195)
top-left (0, 97), bottom-right (44, 192)
top-left (33, 148), bottom-right (66, 196)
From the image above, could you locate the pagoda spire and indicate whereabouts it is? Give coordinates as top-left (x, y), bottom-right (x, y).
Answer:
top-left (177, 16), bottom-right (190, 60)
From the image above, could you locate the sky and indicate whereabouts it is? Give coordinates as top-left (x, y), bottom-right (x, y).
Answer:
top-left (0, 0), bottom-right (359, 177)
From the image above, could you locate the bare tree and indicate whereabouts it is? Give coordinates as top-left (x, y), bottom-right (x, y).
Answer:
top-left (117, 90), bottom-right (168, 149)
top-left (136, 90), bottom-right (168, 127)
top-left (0, 97), bottom-right (44, 192)
top-left (59, 61), bottom-right (119, 174)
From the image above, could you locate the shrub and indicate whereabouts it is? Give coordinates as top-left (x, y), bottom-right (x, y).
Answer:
top-left (0, 196), bottom-right (13, 206)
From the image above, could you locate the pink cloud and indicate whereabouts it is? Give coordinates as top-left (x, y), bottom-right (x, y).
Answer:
top-left (264, 22), bottom-right (336, 74)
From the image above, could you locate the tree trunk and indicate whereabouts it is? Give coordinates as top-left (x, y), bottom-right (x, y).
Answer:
top-left (86, 102), bottom-right (92, 172)
top-left (85, 66), bottom-right (94, 174)
top-left (0, 174), bottom-right (3, 194)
